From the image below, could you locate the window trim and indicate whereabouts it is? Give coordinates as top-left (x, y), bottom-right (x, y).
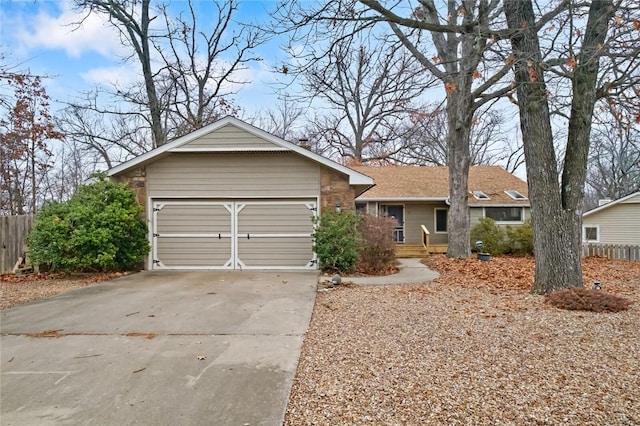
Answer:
top-left (483, 206), bottom-right (524, 224)
top-left (582, 224), bottom-right (599, 242)
top-left (434, 207), bottom-right (448, 234)
top-left (505, 190), bottom-right (527, 200)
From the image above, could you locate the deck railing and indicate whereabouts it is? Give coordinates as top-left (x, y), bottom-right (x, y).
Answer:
top-left (420, 224), bottom-right (430, 252)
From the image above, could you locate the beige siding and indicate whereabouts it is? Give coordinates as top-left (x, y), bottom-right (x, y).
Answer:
top-left (180, 124), bottom-right (278, 149)
top-left (583, 203), bottom-right (640, 244)
top-left (147, 152), bottom-right (320, 198)
top-left (404, 202), bottom-right (449, 244)
top-left (621, 193), bottom-right (640, 205)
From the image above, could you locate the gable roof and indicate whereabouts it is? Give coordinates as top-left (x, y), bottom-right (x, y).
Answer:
top-left (583, 191), bottom-right (640, 218)
top-left (353, 165), bottom-right (529, 206)
top-left (107, 116), bottom-right (374, 186)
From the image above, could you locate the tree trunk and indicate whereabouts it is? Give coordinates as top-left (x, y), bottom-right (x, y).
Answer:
top-left (504, 0), bottom-right (579, 293)
top-left (504, 0), bottom-right (614, 294)
top-left (446, 89), bottom-right (472, 258)
top-left (140, 0), bottom-right (165, 147)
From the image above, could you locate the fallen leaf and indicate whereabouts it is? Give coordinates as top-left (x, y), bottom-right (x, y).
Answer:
top-left (197, 355), bottom-right (207, 360)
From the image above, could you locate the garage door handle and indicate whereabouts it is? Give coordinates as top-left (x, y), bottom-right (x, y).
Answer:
top-left (218, 233), bottom-right (221, 239)
top-left (247, 233), bottom-right (250, 239)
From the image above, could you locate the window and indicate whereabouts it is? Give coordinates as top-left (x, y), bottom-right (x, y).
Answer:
top-left (435, 208), bottom-right (448, 233)
top-left (583, 226), bottom-right (599, 242)
top-left (484, 207), bottom-right (523, 223)
top-left (505, 190), bottom-right (527, 200)
top-left (472, 190), bottom-right (490, 200)
top-left (355, 203), bottom-right (367, 214)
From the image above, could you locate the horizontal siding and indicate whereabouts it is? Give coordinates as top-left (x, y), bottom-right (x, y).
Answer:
top-left (147, 153), bottom-right (320, 198)
top-left (181, 124), bottom-right (278, 149)
top-left (583, 204), bottom-right (640, 244)
top-left (238, 237), bottom-right (313, 267)
top-left (237, 203), bottom-right (314, 234)
top-left (157, 237), bottom-right (231, 267)
top-left (620, 194), bottom-right (640, 204)
top-left (156, 204), bottom-right (231, 234)
top-left (403, 202), bottom-right (449, 245)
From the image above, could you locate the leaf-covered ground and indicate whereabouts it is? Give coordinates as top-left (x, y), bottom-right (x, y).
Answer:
top-left (285, 256), bottom-right (640, 425)
top-left (1, 272), bottom-right (126, 310)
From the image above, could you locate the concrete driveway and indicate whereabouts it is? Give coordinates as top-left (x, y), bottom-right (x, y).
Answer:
top-left (1, 270), bottom-right (318, 426)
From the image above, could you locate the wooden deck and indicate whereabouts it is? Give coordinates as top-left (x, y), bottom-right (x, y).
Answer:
top-left (395, 244), bottom-right (448, 258)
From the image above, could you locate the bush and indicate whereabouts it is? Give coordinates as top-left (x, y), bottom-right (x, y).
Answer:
top-left (28, 175), bottom-right (149, 271)
top-left (546, 287), bottom-right (632, 313)
top-left (356, 214), bottom-right (397, 274)
top-left (505, 219), bottom-right (534, 256)
top-left (470, 217), bottom-right (507, 255)
top-left (313, 210), bottom-right (361, 273)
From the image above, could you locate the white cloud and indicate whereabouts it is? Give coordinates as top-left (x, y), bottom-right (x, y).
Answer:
top-left (81, 64), bottom-right (140, 87)
top-left (14, 1), bottom-right (126, 59)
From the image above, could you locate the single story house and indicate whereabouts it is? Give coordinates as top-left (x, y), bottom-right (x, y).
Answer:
top-left (107, 116), bottom-right (373, 270)
top-left (582, 191), bottom-right (640, 244)
top-left (352, 166), bottom-right (531, 253)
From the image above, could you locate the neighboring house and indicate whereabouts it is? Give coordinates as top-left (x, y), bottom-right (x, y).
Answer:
top-left (352, 166), bottom-right (530, 252)
top-left (582, 191), bottom-right (640, 244)
top-left (107, 116), bottom-right (373, 270)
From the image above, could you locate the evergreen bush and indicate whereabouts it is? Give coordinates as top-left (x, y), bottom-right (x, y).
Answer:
top-left (470, 217), bottom-right (507, 255)
top-left (313, 210), bottom-right (361, 273)
top-left (27, 175), bottom-right (149, 271)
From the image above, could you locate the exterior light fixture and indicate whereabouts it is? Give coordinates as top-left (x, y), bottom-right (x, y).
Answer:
top-left (594, 280), bottom-right (601, 291)
top-left (335, 202), bottom-right (342, 213)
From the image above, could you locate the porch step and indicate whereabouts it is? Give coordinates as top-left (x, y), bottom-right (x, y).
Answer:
top-left (395, 244), bottom-right (428, 258)
top-left (395, 244), bottom-right (448, 258)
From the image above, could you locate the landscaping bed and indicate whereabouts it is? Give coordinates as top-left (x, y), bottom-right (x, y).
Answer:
top-left (285, 256), bottom-right (640, 425)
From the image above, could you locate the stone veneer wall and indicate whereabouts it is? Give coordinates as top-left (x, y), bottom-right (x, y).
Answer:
top-left (116, 167), bottom-right (147, 215)
top-left (320, 167), bottom-right (355, 212)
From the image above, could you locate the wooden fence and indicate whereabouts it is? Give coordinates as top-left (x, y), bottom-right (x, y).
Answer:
top-left (582, 243), bottom-right (640, 262)
top-left (1, 215), bottom-right (34, 274)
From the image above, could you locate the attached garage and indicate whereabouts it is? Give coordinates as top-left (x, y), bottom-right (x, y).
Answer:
top-left (107, 116), bottom-right (373, 270)
top-left (153, 200), bottom-right (317, 269)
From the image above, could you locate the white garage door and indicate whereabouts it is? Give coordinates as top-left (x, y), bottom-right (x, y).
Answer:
top-left (152, 200), bottom-right (317, 269)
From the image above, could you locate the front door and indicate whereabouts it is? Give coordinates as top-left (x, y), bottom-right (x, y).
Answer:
top-left (380, 204), bottom-right (404, 243)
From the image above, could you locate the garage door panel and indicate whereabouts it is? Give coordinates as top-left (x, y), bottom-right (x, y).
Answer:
top-left (156, 205), bottom-right (231, 234)
top-left (237, 204), bottom-right (314, 234)
top-left (156, 237), bottom-right (231, 267)
top-left (237, 237), bottom-right (313, 267)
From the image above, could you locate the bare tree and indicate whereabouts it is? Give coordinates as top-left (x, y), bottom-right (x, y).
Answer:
top-left (273, 0), bottom-right (524, 256)
top-left (250, 96), bottom-right (307, 142)
top-left (586, 109), bottom-right (640, 206)
top-left (397, 105), bottom-right (525, 172)
top-left (72, 0), bottom-right (264, 152)
top-left (297, 36), bottom-right (435, 163)
top-left (155, 0), bottom-right (263, 135)
top-left (0, 75), bottom-right (63, 214)
top-left (503, 0), bottom-right (639, 293)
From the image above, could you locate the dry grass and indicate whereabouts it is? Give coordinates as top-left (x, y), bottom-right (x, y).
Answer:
top-left (285, 256), bottom-right (640, 425)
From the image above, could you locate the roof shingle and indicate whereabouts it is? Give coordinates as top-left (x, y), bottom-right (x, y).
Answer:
top-left (353, 165), bottom-right (529, 206)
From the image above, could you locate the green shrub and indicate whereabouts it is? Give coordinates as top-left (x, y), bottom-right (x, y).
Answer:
top-left (470, 217), bottom-right (507, 255)
top-left (505, 219), bottom-right (534, 256)
top-left (356, 214), bottom-right (397, 274)
top-left (27, 175), bottom-right (149, 271)
top-left (313, 210), bottom-right (361, 273)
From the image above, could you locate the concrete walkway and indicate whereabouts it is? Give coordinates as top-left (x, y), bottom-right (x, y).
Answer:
top-left (341, 258), bottom-right (439, 286)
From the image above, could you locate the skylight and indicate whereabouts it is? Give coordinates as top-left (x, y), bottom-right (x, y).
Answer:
top-left (472, 190), bottom-right (490, 200)
top-left (505, 190), bottom-right (527, 200)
